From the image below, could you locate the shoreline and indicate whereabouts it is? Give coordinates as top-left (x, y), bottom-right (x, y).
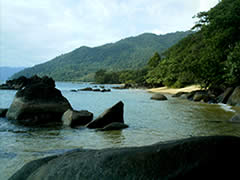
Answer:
top-left (147, 85), bottom-right (202, 95)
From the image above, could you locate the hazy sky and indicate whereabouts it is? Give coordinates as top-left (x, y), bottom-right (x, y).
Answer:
top-left (0, 0), bottom-right (219, 67)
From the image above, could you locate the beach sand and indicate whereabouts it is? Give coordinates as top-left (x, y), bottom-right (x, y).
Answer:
top-left (147, 85), bottom-right (201, 94)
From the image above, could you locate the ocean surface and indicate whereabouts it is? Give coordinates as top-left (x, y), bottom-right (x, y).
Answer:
top-left (1, 82), bottom-right (240, 179)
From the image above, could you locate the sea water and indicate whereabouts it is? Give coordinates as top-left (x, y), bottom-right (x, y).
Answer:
top-left (0, 82), bottom-right (240, 179)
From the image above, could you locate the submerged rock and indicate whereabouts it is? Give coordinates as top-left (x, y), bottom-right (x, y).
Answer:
top-left (227, 86), bottom-right (240, 106)
top-left (150, 93), bottom-right (167, 101)
top-left (62, 109), bottom-right (93, 127)
top-left (9, 136), bottom-right (240, 180)
top-left (87, 101), bottom-right (124, 129)
top-left (229, 114), bottom-right (240, 123)
top-left (6, 76), bottom-right (72, 126)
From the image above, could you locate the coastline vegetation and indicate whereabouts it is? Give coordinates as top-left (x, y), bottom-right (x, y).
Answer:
top-left (95, 0), bottom-right (240, 91)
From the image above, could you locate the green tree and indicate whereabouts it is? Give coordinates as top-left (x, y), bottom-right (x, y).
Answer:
top-left (147, 52), bottom-right (161, 69)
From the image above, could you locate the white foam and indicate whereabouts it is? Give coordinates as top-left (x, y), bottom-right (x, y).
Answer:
top-left (218, 103), bottom-right (235, 112)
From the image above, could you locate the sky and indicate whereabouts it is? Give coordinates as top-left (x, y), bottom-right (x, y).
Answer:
top-left (0, 0), bottom-right (219, 67)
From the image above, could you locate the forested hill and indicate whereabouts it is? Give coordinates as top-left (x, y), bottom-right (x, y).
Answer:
top-left (145, 0), bottom-right (240, 89)
top-left (12, 31), bottom-right (192, 81)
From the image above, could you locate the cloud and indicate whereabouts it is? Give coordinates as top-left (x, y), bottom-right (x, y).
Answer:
top-left (0, 0), bottom-right (219, 67)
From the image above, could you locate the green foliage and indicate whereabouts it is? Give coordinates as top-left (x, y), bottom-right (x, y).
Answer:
top-left (147, 52), bottom-right (161, 69)
top-left (95, 69), bottom-right (120, 84)
top-left (225, 42), bottom-right (240, 86)
top-left (12, 32), bottom-right (192, 81)
top-left (94, 68), bottom-right (148, 86)
top-left (145, 0), bottom-right (240, 89)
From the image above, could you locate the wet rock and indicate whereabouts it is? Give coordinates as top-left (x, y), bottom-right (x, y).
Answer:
top-left (179, 93), bottom-right (189, 99)
top-left (101, 89), bottom-right (111, 92)
top-left (6, 77), bottom-right (72, 126)
top-left (62, 109), bottom-right (93, 127)
top-left (150, 93), bottom-right (167, 101)
top-left (227, 86), bottom-right (240, 106)
top-left (229, 114), bottom-right (240, 123)
top-left (9, 136), bottom-right (240, 180)
top-left (100, 122), bottom-right (128, 131)
top-left (92, 89), bottom-right (101, 92)
top-left (87, 101), bottom-right (124, 129)
top-left (217, 87), bottom-right (235, 104)
top-left (0, 108), bottom-right (8, 117)
top-left (193, 92), bottom-right (208, 102)
top-left (78, 87), bottom-right (93, 91)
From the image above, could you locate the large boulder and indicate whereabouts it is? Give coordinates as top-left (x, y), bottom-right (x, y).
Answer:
top-left (150, 93), bottom-right (168, 101)
top-left (62, 109), bottom-right (93, 127)
top-left (6, 76), bottom-right (72, 126)
top-left (227, 86), bottom-right (240, 106)
top-left (9, 136), bottom-right (240, 180)
top-left (87, 101), bottom-right (124, 129)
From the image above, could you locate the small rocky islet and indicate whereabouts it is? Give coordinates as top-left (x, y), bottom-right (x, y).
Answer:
top-left (1, 75), bottom-right (240, 179)
top-left (1, 75), bottom-right (128, 130)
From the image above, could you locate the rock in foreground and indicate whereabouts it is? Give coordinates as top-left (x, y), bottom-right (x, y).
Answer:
top-left (87, 101), bottom-right (124, 129)
top-left (6, 76), bottom-right (72, 126)
top-left (10, 136), bottom-right (240, 180)
top-left (62, 109), bottom-right (93, 127)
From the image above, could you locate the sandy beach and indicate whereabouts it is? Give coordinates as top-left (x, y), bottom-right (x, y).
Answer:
top-left (147, 85), bottom-right (202, 94)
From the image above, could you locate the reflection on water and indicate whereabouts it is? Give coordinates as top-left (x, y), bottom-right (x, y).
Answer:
top-left (97, 130), bottom-right (125, 146)
top-left (0, 82), bottom-right (240, 179)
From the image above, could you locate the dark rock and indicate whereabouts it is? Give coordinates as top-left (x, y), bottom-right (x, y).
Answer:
top-left (150, 93), bottom-right (168, 101)
top-left (229, 114), bottom-right (240, 123)
top-left (70, 89), bottom-right (77, 92)
top-left (101, 89), bottom-right (111, 92)
top-left (78, 87), bottom-right (93, 91)
top-left (87, 101), bottom-right (124, 129)
top-left (217, 87), bottom-right (235, 104)
top-left (0, 108), bottom-right (8, 117)
top-left (92, 89), bottom-right (101, 92)
top-left (62, 109), bottom-right (93, 127)
top-left (179, 93), bottom-right (189, 99)
top-left (172, 91), bottom-right (188, 98)
top-left (9, 136), bottom-right (240, 180)
top-left (227, 86), bottom-right (240, 106)
top-left (6, 78), bottom-right (72, 126)
top-left (193, 92), bottom-right (208, 102)
top-left (0, 75), bottom-right (55, 90)
top-left (100, 122), bottom-right (128, 131)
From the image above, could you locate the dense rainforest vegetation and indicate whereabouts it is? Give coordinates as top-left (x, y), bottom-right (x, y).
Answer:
top-left (146, 0), bottom-right (240, 89)
top-left (12, 31), bottom-right (191, 81)
top-left (95, 0), bottom-right (240, 90)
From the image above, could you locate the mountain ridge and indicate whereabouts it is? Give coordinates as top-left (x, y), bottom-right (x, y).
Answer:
top-left (12, 31), bottom-right (192, 81)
